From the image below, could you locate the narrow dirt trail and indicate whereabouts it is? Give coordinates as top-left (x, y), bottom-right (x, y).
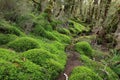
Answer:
top-left (57, 41), bottom-right (82, 80)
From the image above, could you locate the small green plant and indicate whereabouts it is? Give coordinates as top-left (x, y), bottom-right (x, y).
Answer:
top-left (69, 66), bottom-right (102, 80)
top-left (75, 41), bottom-right (93, 57)
top-left (7, 37), bottom-right (40, 52)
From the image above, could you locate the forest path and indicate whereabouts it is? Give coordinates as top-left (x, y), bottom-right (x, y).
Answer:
top-left (57, 38), bottom-right (82, 80)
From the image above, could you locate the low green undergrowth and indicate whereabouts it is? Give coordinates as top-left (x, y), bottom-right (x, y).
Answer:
top-left (75, 41), bottom-right (93, 58)
top-left (21, 49), bottom-right (64, 80)
top-left (0, 48), bottom-right (47, 80)
top-left (69, 66), bottom-right (102, 80)
top-left (0, 20), bottom-right (24, 36)
top-left (7, 37), bottom-right (40, 52)
top-left (80, 55), bottom-right (119, 80)
top-left (0, 34), bottom-right (18, 46)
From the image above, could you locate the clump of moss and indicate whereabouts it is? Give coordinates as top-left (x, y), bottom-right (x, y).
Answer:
top-left (0, 48), bottom-right (46, 80)
top-left (0, 34), bottom-right (18, 45)
top-left (69, 66), bottom-right (102, 80)
top-left (7, 37), bottom-right (40, 52)
top-left (41, 41), bottom-right (67, 65)
top-left (32, 25), bottom-right (57, 40)
top-left (22, 49), bottom-right (57, 66)
top-left (75, 41), bottom-right (93, 57)
top-left (0, 58), bottom-right (46, 80)
top-left (0, 48), bottom-right (18, 61)
top-left (22, 49), bottom-right (64, 80)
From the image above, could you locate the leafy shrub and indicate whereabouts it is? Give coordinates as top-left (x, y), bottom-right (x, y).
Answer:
top-left (80, 55), bottom-right (119, 80)
top-left (75, 41), bottom-right (93, 57)
top-left (0, 20), bottom-right (24, 36)
top-left (7, 37), bottom-right (40, 52)
top-left (69, 66), bottom-right (102, 80)
top-left (0, 34), bottom-right (17, 45)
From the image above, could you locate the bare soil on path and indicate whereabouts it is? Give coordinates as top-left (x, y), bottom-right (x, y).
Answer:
top-left (57, 44), bottom-right (82, 80)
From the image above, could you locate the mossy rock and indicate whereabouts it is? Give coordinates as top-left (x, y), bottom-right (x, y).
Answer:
top-left (7, 37), bottom-right (40, 52)
top-left (0, 20), bottom-right (24, 36)
top-left (75, 41), bottom-right (93, 57)
top-left (69, 66), bottom-right (102, 80)
top-left (0, 34), bottom-right (18, 45)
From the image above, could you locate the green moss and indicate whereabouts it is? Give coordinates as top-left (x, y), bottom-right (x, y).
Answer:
top-left (0, 58), bottom-right (46, 80)
top-left (22, 49), bottom-right (64, 80)
top-left (7, 37), bottom-right (40, 52)
top-left (0, 59), bottom-right (18, 80)
top-left (0, 20), bottom-right (24, 36)
top-left (69, 20), bottom-right (88, 33)
top-left (80, 55), bottom-right (119, 80)
top-left (41, 41), bottom-right (67, 65)
top-left (75, 41), bottom-right (93, 57)
top-left (69, 66), bottom-right (102, 80)
top-left (45, 59), bottom-right (64, 80)
top-left (0, 48), bottom-right (18, 61)
top-left (32, 25), bottom-right (56, 40)
top-left (52, 31), bottom-right (71, 43)
top-left (22, 49), bottom-right (57, 66)
top-left (0, 34), bottom-right (18, 45)
top-left (0, 48), bottom-right (46, 80)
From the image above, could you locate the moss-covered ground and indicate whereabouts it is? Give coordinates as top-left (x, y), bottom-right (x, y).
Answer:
top-left (0, 13), bottom-right (119, 80)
